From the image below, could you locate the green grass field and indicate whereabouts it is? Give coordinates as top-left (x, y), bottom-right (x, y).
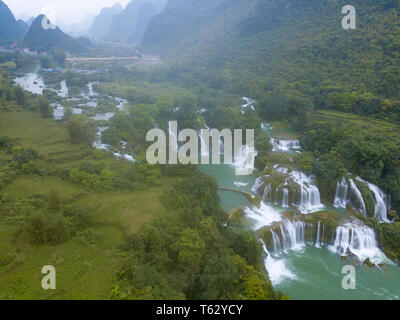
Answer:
top-left (0, 110), bottom-right (171, 299)
top-left (314, 110), bottom-right (400, 136)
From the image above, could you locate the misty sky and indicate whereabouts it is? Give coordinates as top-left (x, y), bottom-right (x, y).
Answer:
top-left (4, 0), bottom-right (131, 24)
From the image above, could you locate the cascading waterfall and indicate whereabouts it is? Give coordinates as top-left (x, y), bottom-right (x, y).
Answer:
top-left (268, 219), bottom-right (308, 254)
top-left (270, 138), bottom-right (301, 153)
top-left (58, 80), bottom-right (69, 98)
top-left (262, 242), bottom-right (297, 285)
top-left (290, 171), bottom-right (324, 214)
top-left (263, 183), bottom-right (271, 201)
top-left (252, 177), bottom-right (264, 194)
top-left (264, 219), bottom-right (388, 265)
top-left (315, 221), bottom-right (321, 248)
top-left (241, 97), bottom-right (256, 111)
top-left (356, 177), bottom-right (390, 222)
top-left (348, 179), bottom-right (367, 216)
top-left (198, 130), bottom-right (209, 157)
top-left (234, 145), bottom-right (258, 174)
top-left (329, 223), bottom-right (387, 264)
top-left (244, 202), bottom-right (282, 229)
top-left (333, 177), bottom-right (349, 208)
top-left (282, 188), bottom-right (289, 208)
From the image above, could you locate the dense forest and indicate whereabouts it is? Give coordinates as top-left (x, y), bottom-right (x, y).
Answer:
top-left (143, 0), bottom-right (400, 121)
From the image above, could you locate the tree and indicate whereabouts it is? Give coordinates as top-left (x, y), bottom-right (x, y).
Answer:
top-left (39, 55), bottom-right (53, 69)
top-left (173, 228), bottom-right (205, 273)
top-left (37, 96), bottom-right (51, 118)
top-left (14, 86), bottom-right (26, 106)
top-left (66, 117), bottom-right (96, 146)
top-left (52, 48), bottom-right (67, 66)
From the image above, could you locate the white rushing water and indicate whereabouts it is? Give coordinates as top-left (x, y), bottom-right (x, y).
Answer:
top-left (269, 219), bottom-right (308, 254)
top-left (58, 80), bottom-right (69, 98)
top-left (333, 177), bottom-right (349, 208)
top-left (290, 170), bottom-right (324, 214)
top-left (264, 219), bottom-right (389, 266)
top-left (199, 130), bottom-right (209, 157)
top-left (93, 127), bottom-right (111, 150)
top-left (241, 97), bottom-right (256, 111)
top-left (14, 73), bottom-right (45, 95)
top-left (271, 138), bottom-right (301, 153)
top-left (262, 243), bottom-right (297, 285)
top-left (282, 188), bottom-right (289, 208)
top-left (329, 222), bottom-right (388, 265)
top-left (356, 177), bottom-right (390, 222)
top-left (233, 182), bottom-right (248, 188)
top-left (348, 179), bottom-right (368, 216)
top-left (91, 112), bottom-right (115, 121)
top-left (244, 202), bottom-right (282, 229)
top-left (234, 145), bottom-right (258, 176)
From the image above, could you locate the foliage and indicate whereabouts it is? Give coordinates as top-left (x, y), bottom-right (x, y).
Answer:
top-left (24, 211), bottom-right (70, 244)
top-left (66, 117), bottom-right (96, 146)
top-left (37, 96), bottom-right (51, 118)
top-left (113, 172), bottom-right (282, 300)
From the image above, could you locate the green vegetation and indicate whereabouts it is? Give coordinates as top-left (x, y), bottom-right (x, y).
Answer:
top-left (23, 15), bottom-right (87, 53)
top-left (299, 111), bottom-right (400, 210)
top-left (143, 0), bottom-right (400, 121)
top-left (0, 57), bottom-right (283, 300)
top-left (112, 172), bottom-right (284, 300)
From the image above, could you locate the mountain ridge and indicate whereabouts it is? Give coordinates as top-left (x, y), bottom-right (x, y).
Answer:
top-left (0, 0), bottom-right (26, 42)
top-left (23, 15), bottom-right (87, 52)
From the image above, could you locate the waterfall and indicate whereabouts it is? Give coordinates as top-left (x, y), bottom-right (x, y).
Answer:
top-left (263, 183), bottom-right (271, 201)
top-left (356, 177), bottom-right (389, 222)
top-left (348, 179), bottom-right (367, 216)
top-left (198, 130), bottom-right (209, 157)
top-left (329, 223), bottom-right (387, 264)
top-left (93, 127), bottom-right (111, 150)
top-left (241, 97), bottom-right (256, 110)
top-left (315, 221), bottom-right (321, 248)
top-left (271, 138), bottom-right (301, 152)
top-left (58, 80), bottom-right (69, 98)
top-left (219, 137), bottom-right (224, 155)
top-left (234, 145), bottom-right (258, 175)
top-left (268, 219), bottom-right (307, 254)
top-left (368, 183), bottom-right (389, 222)
top-left (263, 216), bottom-right (390, 266)
top-left (282, 188), bottom-right (289, 208)
top-left (244, 202), bottom-right (282, 229)
top-left (262, 242), bottom-right (297, 285)
top-left (333, 177), bottom-right (349, 208)
top-left (252, 176), bottom-right (264, 194)
top-left (290, 171), bottom-right (324, 214)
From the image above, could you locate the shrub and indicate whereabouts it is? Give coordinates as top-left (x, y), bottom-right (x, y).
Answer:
top-left (24, 211), bottom-right (70, 244)
top-left (67, 117), bottom-right (96, 146)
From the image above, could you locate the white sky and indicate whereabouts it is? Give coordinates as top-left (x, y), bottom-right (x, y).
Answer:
top-left (4, 0), bottom-right (131, 24)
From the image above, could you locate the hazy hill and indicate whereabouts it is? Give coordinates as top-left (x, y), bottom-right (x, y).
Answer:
top-left (58, 13), bottom-right (96, 37)
top-left (128, 2), bottom-right (157, 43)
top-left (0, 0), bottom-right (26, 41)
top-left (105, 0), bottom-right (167, 43)
top-left (23, 15), bottom-right (87, 52)
top-left (88, 3), bottom-right (123, 40)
